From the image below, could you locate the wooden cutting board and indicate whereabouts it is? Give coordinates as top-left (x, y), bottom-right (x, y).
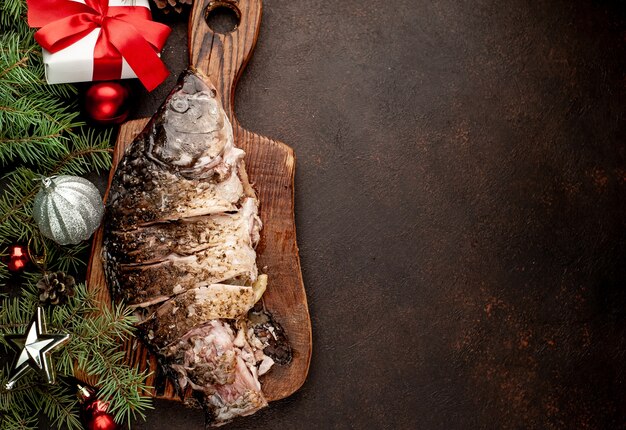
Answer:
top-left (83, 0), bottom-right (311, 403)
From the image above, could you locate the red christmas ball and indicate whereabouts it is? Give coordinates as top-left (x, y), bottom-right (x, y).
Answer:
top-left (84, 82), bottom-right (131, 125)
top-left (6, 244), bottom-right (29, 273)
top-left (86, 406), bottom-right (118, 430)
top-left (77, 385), bottom-right (119, 430)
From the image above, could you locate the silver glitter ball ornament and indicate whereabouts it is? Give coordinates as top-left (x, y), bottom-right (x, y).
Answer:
top-left (32, 175), bottom-right (104, 245)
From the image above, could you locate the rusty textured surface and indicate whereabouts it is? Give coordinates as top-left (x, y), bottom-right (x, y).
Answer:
top-left (124, 0), bottom-right (626, 428)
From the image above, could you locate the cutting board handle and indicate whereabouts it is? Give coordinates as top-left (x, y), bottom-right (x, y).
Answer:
top-left (189, 0), bottom-right (263, 120)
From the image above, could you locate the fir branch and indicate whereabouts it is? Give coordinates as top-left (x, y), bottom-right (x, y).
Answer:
top-left (85, 349), bottom-right (153, 426)
top-left (0, 0), bottom-right (28, 31)
top-left (44, 128), bottom-right (114, 176)
top-left (0, 284), bottom-right (154, 429)
top-left (0, 0), bottom-right (155, 427)
top-left (0, 135), bottom-right (65, 165)
top-left (0, 55), bottom-right (29, 80)
top-left (44, 241), bottom-right (90, 274)
top-left (0, 370), bottom-right (39, 430)
top-left (0, 167), bottom-right (39, 243)
top-left (0, 36), bottom-right (40, 89)
top-left (36, 384), bottom-right (82, 430)
top-left (0, 32), bottom-right (106, 167)
top-left (0, 294), bottom-right (34, 342)
top-left (0, 410), bottom-right (38, 430)
top-left (0, 249), bottom-right (7, 281)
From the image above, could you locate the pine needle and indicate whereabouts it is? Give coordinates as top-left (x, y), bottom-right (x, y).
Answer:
top-left (0, 285), bottom-right (153, 429)
top-left (0, 0), bottom-right (152, 428)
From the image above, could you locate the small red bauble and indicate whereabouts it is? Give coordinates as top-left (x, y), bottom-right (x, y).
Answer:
top-left (7, 244), bottom-right (29, 273)
top-left (77, 385), bottom-right (119, 430)
top-left (84, 82), bottom-right (131, 125)
top-left (87, 413), bottom-right (117, 430)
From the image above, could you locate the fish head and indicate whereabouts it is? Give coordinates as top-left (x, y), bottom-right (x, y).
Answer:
top-left (149, 71), bottom-right (232, 176)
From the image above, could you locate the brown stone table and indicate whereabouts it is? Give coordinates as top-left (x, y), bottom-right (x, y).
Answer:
top-left (114, 0), bottom-right (625, 428)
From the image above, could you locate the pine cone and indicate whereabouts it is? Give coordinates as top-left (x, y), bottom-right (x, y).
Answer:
top-left (151, 0), bottom-right (192, 14)
top-left (37, 271), bottom-right (76, 306)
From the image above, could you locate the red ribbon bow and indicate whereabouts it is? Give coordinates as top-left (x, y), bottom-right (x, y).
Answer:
top-left (27, 0), bottom-right (171, 91)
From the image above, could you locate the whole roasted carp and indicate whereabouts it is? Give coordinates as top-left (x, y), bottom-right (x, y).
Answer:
top-left (103, 70), bottom-right (287, 424)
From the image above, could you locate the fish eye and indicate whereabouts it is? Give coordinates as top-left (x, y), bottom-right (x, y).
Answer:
top-left (170, 97), bottom-right (189, 113)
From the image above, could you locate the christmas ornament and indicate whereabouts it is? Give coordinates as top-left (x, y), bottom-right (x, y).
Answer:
top-left (32, 175), bottom-right (105, 245)
top-left (84, 82), bottom-right (132, 125)
top-left (26, 238), bottom-right (48, 271)
top-left (152, 0), bottom-right (192, 14)
top-left (5, 306), bottom-right (70, 389)
top-left (37, 271), bottom-right (76, 306)
top-left (77, 385), bottom-right (119, 430)
top-left (6, 244), bottom-right (29, 273)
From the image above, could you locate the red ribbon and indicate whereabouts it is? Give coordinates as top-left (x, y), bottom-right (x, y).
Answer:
top-left (27, 0), bottom-right (171, 91)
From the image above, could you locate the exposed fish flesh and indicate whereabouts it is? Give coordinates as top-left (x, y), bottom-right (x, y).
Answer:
top-left (103, 70), bottom-right (280, 425)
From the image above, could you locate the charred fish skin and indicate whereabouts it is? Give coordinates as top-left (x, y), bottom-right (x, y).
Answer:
top-left (103, 70), bottom-right (272, 425)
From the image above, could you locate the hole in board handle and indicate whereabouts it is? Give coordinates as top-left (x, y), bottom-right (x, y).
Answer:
top-left (205, 2), bottom-right (241, 34)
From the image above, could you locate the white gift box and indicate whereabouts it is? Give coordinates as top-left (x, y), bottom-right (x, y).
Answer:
top-left (42, 0), bottom-right (154, 85)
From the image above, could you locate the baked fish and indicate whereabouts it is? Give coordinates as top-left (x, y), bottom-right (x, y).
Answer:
top-left (103, 70), bottom-right (283, 424)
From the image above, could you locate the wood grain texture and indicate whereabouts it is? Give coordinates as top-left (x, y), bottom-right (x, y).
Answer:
top-left (83, 0), bottom-right (311, 405)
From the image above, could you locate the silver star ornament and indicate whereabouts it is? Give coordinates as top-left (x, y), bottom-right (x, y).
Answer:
top-left (5, 306), bottom-right (70, 389)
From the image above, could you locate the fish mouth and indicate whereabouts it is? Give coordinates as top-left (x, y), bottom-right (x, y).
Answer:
top-left (177, 69), bottom-right (215, 97)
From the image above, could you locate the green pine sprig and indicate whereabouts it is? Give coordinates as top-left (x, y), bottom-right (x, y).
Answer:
top-left (0, 0), bottom-right (28, 32)
top-left (0, 0), bottom-right (154, 428)
top-left (0, 283), bottom-right (153, 429)
top-left (0, 0), bottom-right (113, 272)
